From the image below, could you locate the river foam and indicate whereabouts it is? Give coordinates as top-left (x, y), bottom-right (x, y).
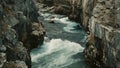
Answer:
top-left (31, 37), bottom-right (84, 68)
top-left (40, 13), bottom-right (81, 33)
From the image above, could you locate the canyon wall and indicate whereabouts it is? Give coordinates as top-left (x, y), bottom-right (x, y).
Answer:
top-left (84, 0), bottom-right (120, 68)
top-left (0, 0), bottom-right (45, 68)
top-left (1, 0), bottom-right (119, 68)
top-left (38, 0), bottom-right (120, 68)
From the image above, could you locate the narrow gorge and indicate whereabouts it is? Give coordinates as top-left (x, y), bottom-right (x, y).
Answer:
top-left (0, 0), bottom-right (120, 68)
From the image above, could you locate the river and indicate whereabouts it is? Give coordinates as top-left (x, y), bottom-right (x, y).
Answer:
top-left (30, 4), bottom-right (89, 68)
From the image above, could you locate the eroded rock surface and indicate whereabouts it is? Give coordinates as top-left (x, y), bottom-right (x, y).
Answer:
top-left (84, 0), bottom-right (120, 68)
top-left (0, 0), bottom-right (45, 68)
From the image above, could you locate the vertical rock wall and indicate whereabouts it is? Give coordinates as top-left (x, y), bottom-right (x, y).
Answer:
top-left (0, 0), bottom-right (45, 68)
top-left (84, 0), bottom-right (120, 68)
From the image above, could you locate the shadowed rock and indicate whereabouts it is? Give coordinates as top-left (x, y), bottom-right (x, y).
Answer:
top-left (3, 61), bottom-right (28, 68)
top-left (0, 0), bottom-right (45, 68)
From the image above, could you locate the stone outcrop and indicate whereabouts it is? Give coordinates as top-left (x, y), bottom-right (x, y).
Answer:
top-left (0, 0), bottom-right (45, 68)
top-left (83, 0), bottom-right (120, 68)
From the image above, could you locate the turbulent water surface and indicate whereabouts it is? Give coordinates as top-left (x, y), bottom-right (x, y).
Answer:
top-left (31, 12), bottom-right (89, 68)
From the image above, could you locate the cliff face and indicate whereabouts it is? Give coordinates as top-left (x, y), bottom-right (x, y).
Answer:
top-left (84, 0), bottom-right (120, 68)
top-left (38, 0), bottom-right (120, 68)
top-left (0, 0), bottom-right (45, 68)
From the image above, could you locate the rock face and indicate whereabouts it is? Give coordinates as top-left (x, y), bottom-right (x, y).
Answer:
top-left (0, 0), bottom-right (45, 68)
top-left (83, 0), bottom-right (120, 68)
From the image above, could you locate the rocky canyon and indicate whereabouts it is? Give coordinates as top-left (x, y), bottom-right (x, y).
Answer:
top-left (37, 0), bottom-right (120, 68)
top-left (0, 0), bottom-right (120, 68)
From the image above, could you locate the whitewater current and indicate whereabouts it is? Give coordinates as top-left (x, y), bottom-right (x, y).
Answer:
top-left (31, 13), bottom-right (89, 68)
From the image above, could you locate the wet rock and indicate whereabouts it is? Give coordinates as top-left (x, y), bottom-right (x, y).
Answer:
top-left (68, 14), bottom-right (80, 22)
top-left (3, 61), bottom-right (28, 68)
top-left (48, 20), bottom-right (55, 23)
top-left (73, 25), bottom-right (81, 30)
top-left (25, 22), bottom-right (45, 50)
top-left (54, 5), bottom-right (71, 15)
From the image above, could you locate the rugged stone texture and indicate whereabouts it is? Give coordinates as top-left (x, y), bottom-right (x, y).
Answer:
top-left (0, 0), bottom-right (45, 68)
top-left (81, 0), bottom-right (97, 30)
top-left (84, 0), bottom-right (120, 68)
top-left (3, 61), bottom-right (28, 68)
top-left (54, 5), bottom-right (71, 15)
top-left (21, 22), bottom-right (45, 50)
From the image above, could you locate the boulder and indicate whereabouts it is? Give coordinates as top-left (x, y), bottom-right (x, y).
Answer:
top-left (54, 5), bottom-right (71, 15)
top-left (48, 20), bottom-right (55, 23)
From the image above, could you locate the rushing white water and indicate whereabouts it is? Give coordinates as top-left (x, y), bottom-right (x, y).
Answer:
top-left (40, 13), bottom-right (81, 33)
top-left (53, 17), bottom-right (81, 33)
top-left (31, 37), bottom-right (85, 68)
top-left (31, 12), bottom-right (89, 68)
